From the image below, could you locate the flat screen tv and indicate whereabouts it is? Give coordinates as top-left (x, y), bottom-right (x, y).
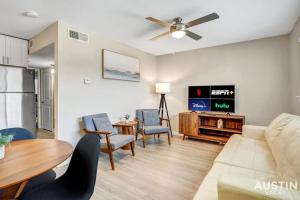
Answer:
top-left (188, 85), bottom-right (235, 113)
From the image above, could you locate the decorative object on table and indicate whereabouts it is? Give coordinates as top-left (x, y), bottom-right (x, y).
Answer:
top-left (136, 109), bottom-right (171, 148)
top-left (113, 121), bottom-right (138, 150)
top-left (217, 119), bottom-right (224, 129)
top-left (102, 49), bottom-right (140, 82)
top-left (156, 83), bottom-right (173, 137)
top-left (82, 113), bottom-right (135, 170)
top-left (0, 134), bottom-right (13, 159)
top-left (124, 114), bottom-right (130, 123)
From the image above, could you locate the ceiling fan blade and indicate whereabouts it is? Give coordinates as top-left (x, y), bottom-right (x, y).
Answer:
top-left (146, 17), bottom-right (171, 27)
top-left (185, 30), bottom-right (202, 40)
top-left (186, 13), bottom-right (219, 28)
top-left (150, 31), bottom-right (171, 40)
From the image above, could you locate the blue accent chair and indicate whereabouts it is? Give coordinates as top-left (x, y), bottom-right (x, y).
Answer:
top-left (0, 127), bottom-right (35, 140)
top-left (82, 113), bottom-right (135, 170)
top-left (136, 109), bottom-right (171, 148)
top-left (0, 128), bottom-right (56, 198)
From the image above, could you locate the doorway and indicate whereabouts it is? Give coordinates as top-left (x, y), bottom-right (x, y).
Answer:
top-left (28, 43), bottom-right (55, 139)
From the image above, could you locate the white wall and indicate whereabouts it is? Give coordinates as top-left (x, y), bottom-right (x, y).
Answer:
top-left (56, 21), bottom-right (157, 146)
top-left (29, 22), bottom-right (59, 138)
top-left (30, 20), bottom-right (298, 146)
top-left (289, 18), bottom-right (300, 115)
top-left (157, 36), bottom-right (290, 130)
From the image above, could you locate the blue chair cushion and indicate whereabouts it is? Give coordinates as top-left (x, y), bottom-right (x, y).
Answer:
top-left (100, 134), bottom-right (134, 150)
top-left (82, 113), bottom-right (117, 139)
top-left (136, 109), bottom-right (158, 130)
top-left (92, 117), bottom-right (117, 139)
top-left (144, 126), bottom-right (169, 134)
top-left (143, 110), bottom-right (160, 126)
top-left (82, 113), bottom-right (107, 131)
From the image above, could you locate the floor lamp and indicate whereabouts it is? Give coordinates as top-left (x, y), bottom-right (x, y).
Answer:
top-left (156, 83), bottom-right (173, 137)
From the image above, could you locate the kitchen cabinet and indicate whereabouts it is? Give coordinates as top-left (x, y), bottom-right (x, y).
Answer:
top-left (0, 35), bottom-right (5, 65)
top-left (0, 35), bottom-right (28, 67)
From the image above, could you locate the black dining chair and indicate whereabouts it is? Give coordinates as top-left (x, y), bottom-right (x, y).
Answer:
top-left (0, 128), bottom-right (56, 197)
top-left (20, 133), bottom-right (100, 200)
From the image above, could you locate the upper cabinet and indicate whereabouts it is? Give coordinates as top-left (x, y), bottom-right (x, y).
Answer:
top-left (0, 35), bottom-right (5, 65)
top-left (0, 35), bottom-right (28, 68)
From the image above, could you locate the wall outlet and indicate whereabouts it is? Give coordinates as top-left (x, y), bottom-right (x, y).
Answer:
top-left (83, 78), bottom-right (92, 85)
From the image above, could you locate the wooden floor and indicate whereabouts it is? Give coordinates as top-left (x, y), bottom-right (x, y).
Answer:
top-left (55, 136), bottom-right (223, 200)
top-left (37, 128), bottom-right (55, 139)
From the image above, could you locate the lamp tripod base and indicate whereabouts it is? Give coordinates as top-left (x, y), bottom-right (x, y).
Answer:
top-left (158, 94), bottom-right (173, 137)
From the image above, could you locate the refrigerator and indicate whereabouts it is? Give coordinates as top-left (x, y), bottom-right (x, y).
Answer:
top-left (0, 66), bottom-right (36, 134)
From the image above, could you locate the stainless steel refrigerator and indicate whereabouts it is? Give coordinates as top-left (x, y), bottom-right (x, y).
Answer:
top-left (0, 66), bottom-right (36, 134)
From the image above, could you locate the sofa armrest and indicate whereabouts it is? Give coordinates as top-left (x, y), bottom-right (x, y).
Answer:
top-left (242, 125), bottom-right (267, 140)
top-left (218, 175), bottom-right (298, 200)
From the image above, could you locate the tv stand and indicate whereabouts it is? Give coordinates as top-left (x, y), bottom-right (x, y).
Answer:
top-left (179, 112), bottom-right (245, 144)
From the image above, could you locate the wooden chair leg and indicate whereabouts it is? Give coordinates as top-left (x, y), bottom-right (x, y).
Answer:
top-left (183, 135), bottom-right (185, 140)
top-left (142, 133), bottom-right (146, 148)
top-left (158, 134), bottom-right (160, 139)
top-left (108, 150), bottom-right (115, 170)
top-left (168, 132), bottom-right (171, 145)
top-left (130, 142), bottom-right (135, 156)
top-left (105, 135), bottom-right (115, 170)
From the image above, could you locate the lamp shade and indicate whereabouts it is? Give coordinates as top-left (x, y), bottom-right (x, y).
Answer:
top-left (156, 83), bottom-right (170, 94)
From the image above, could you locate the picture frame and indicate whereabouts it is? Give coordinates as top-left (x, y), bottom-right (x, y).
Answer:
top-left (102, 49), bottom-right (140, 82)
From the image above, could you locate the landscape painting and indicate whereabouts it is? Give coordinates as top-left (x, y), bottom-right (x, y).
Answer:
top-left (102, 50), bottom-right (140, 82)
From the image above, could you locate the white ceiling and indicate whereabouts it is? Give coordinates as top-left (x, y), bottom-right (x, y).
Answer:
top-left (0, 0), bottom-right (300, 55)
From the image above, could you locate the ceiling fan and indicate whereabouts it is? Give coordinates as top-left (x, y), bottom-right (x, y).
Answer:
top-left (146, 13), bottom-right (219, 41)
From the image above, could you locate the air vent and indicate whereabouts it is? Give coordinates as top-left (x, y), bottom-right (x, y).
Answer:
top-left (68, 29), bottom-right (89, 43)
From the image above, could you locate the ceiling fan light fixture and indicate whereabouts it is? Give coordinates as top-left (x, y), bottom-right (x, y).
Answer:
top-left (172, 30), bottom-right (186, 39)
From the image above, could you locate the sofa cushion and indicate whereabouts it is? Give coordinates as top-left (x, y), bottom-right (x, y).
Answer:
top-left (214, 134), bottom-right (276, 174)
top-left (272, 118), bottom-right (300, 187)
top-left (193, 162), bottom-right (275, 200)
top-left (264, 113), bottom-right (296, 149)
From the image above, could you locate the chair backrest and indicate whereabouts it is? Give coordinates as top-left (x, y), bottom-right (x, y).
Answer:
top-left (0, 128), bottom-right (35, 141)
top-left (136, 109), bottom-right (160, 130)
top-left (64, 134), bottom-right (100, 198)
top-left (82, 113), bottom-right (117, 139)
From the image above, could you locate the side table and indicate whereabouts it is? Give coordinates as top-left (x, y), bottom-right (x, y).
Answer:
top-left (113, 121), bottom-right (137, 150)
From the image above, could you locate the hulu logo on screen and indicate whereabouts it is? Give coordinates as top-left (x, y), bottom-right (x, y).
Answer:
top-left (215, 102), bottom-right (230, 109)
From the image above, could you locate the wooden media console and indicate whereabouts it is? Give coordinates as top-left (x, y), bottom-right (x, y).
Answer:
top-left (179, 112), bottom-right (245, 144)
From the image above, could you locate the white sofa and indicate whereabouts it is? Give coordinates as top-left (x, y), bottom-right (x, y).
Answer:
top-left (193, 113), bottom-right (300, 200)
